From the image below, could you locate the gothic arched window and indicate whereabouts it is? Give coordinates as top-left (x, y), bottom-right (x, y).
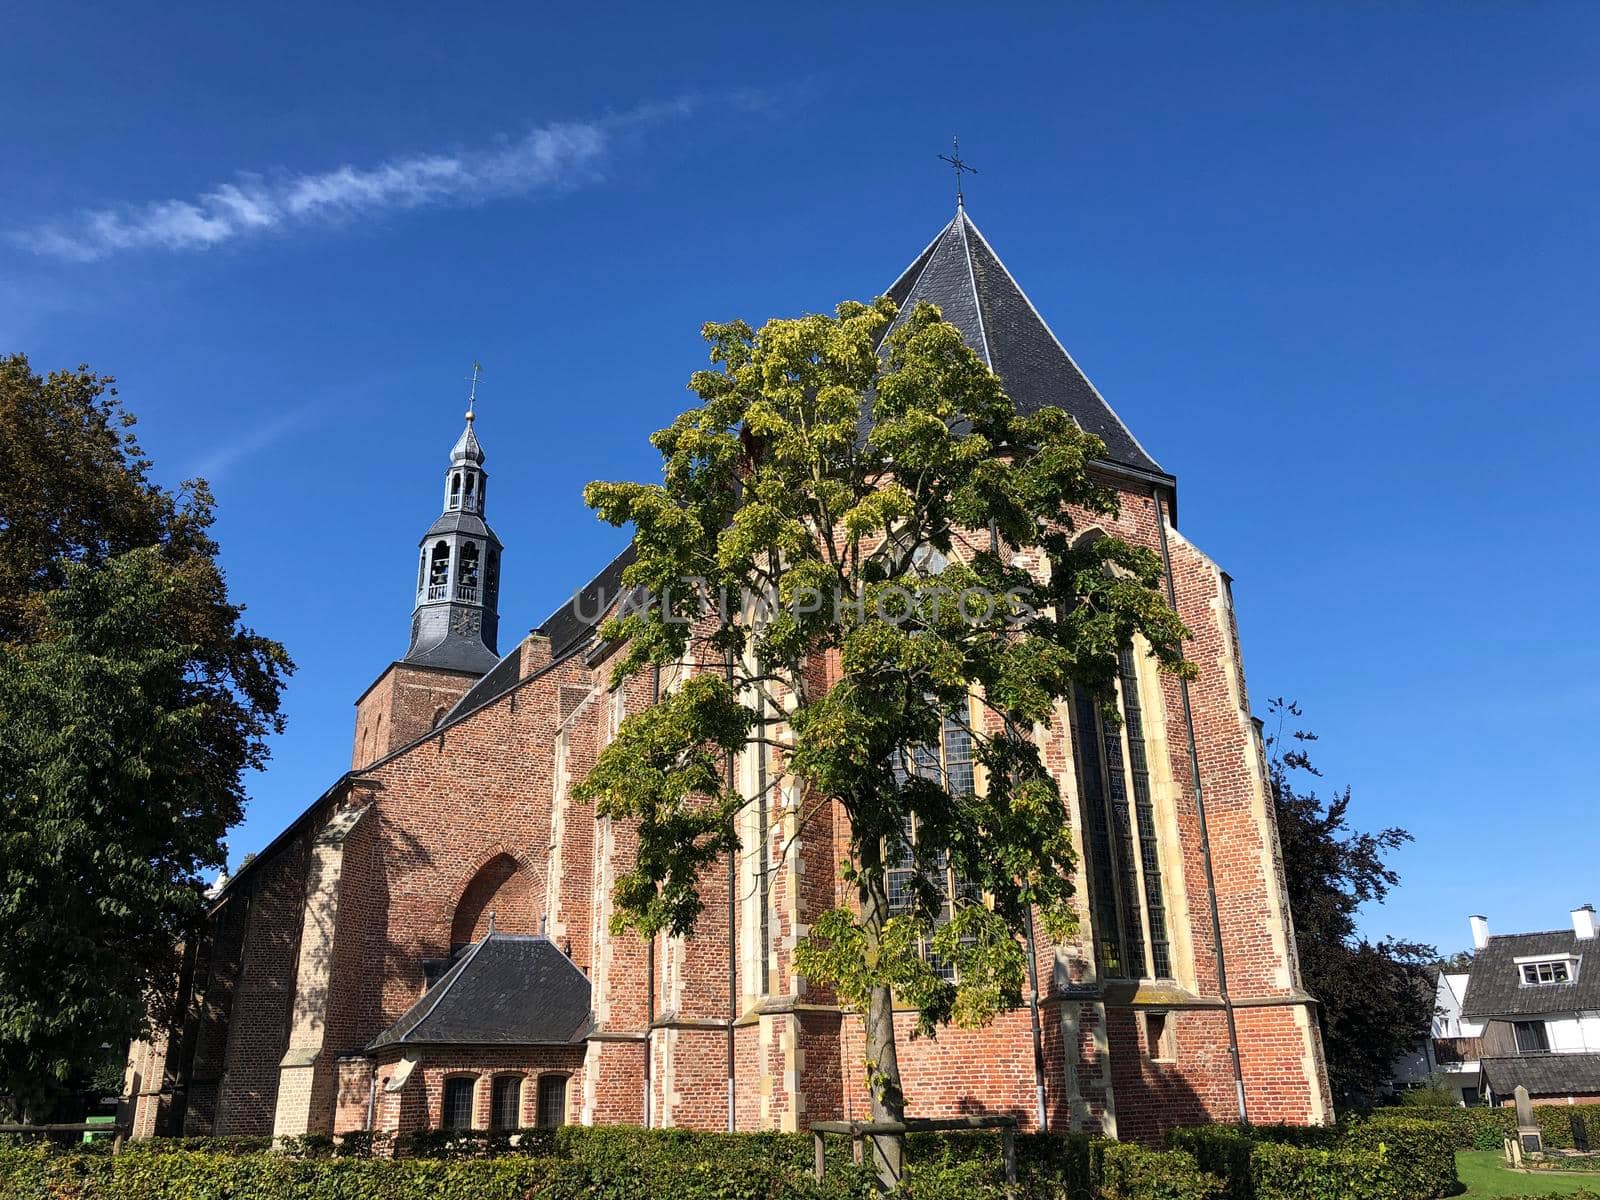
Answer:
top-left (417, 548), bottom-right (426, 593)
top-left (457, 542), bottom-right (480, 602)
top-left (1070, 650), bottom-right (1172, 981)
top-left (450, 472), bottom-right (462, 508)
top-left (428, 542), bottom-right (450, 599)
top-left (887, 706), bottom-right (977, 981)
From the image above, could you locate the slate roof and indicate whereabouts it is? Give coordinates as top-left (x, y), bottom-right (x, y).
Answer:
top-left (402, 636), bottom-right (501, 675)
top-left (535, 543), bottom-right (637, 660)
top-left (368, 933), bottom-right (591, 1050)
top-left (443, 643), bottom-right (528, 721)
top-left (451, 421), bottom-right (484, 465)
top-left (1480, 1053), bottom-right (1600, 1098)
top-left (1461, 931), bottom-right (1600, 1019)
top-left (423, 510), bottom-right (501, 544)
top-left (878, 209), bottom-right (1162, 477)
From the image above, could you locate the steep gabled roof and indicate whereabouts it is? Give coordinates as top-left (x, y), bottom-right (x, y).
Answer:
top-left (367, 933), bottom-right (591, 1050)
top-left (1462, 930), bottom-right (1600, 1019)
top-left (879, 209), bottom-right (1162, 478)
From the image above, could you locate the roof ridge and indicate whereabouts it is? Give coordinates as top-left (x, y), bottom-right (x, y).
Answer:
top-left (389, 934), bottom-right (489, 1042)
top-left (954, 209), bottom-right (992, 369)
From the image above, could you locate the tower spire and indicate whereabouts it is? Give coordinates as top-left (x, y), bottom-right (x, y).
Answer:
top-left (401, 370), bottom-right (503, 674)
top-left (465, 361), bottom-right (482, 424)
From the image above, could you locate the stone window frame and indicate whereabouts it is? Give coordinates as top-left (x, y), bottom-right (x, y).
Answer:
top-left (535, 1071), bottom-right (570, 1129)
top-left (1142, 1010), bottom-right (1177, 1064)
top-left (489, 1073), bottom-right (526, 1130)
top-left (1058, 529), bottom-right (1177, 986)
top-left (439, 1072), bottom-right (481, 1130)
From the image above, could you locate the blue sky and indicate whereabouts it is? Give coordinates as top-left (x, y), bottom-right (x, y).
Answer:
top-left (5, 4), bottom-right (1597, 957)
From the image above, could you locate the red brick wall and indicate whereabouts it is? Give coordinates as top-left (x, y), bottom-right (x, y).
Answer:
top-left (155, 481), bottom-right (1327, 1139)
top-left (352, 663), bottom-right (481, 770)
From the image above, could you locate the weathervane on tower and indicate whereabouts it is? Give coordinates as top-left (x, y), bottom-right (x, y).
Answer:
top-left (465, 361), bottom-right (483, 423)
top-left (938, 136), bottom-right (977, 208)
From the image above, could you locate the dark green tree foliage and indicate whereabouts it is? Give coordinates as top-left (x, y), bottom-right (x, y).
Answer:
top-left (1264, 699), bottom-right (1434, 1107)
top-left (0, 354), bottom-right (291, 1118)
top-left (577, 300), bottom-right (1190, 1184)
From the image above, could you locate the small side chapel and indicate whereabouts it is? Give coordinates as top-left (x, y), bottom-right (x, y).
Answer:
top-left (123, 205), bottom-right (1333, 1144)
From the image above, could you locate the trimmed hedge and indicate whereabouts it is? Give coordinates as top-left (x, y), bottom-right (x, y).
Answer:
top-left (1249, 1142), bottom-right (1403, 1200)
top-left (1096, 1143), bottom-right (1222, 1200)
top-left (4, 1121), bottom-right (1447, 1200)
top-left (1364, 1101), bottom-right (1600, 1153)
top-left (0, 1148), bottom-right (562, 1200)
top-left (1342, 1118), bottom-right (1457, 1200)
top-left (1168, 1120), bottom-right (1457, 1200)
top-left (0, 1133), bottom-right (1226, 1200)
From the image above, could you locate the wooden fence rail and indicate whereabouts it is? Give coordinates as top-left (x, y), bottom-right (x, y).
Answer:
top-left (810, 1114), bottom-right (1017, 1191)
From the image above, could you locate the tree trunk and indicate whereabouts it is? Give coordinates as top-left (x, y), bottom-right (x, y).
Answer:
top-left (858, 841), bottom-right (906, 1190)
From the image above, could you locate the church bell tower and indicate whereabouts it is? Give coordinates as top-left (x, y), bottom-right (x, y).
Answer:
top-left (402, 373), bottom-right (502, 674)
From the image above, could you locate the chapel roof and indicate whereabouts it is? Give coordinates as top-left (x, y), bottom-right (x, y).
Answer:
top-left (367, 933), bottom-right (591, 1050)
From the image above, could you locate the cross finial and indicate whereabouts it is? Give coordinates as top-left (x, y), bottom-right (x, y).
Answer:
top-left (938, 136), bottom-right (977, 209)
top-left (465, 361), bottom-right (483, 423)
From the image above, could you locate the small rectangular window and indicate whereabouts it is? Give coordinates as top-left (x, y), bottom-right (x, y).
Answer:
top-left (1521, 959), bottom-right (1574, 985)
top-left (1144, 1011), bottom-right (1175, 1062)
top-left (490, 1076), bottom-right (522, 1130)
top-left (441, 1077), bottom-right (476, 1129)
top-left (1514, 1020), bottom-right (1550, 1054)
top-left (536, 1075), bottom-right (567, 1129)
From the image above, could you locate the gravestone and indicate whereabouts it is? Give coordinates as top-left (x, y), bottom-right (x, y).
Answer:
top-left (1516, 1085), bottom-right (1544, 1155)
top-left (1574, 1111), bottom-right (1590, 1152)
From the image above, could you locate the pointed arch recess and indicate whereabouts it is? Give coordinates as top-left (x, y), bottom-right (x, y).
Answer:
top-left (449, 850), bottom-right (537, 948)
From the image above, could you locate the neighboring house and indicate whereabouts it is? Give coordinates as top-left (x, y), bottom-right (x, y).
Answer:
top-left (1460, 907), bottom-right (1600, 1105)
top-left (1393, 972), bottom-right (1484, 1105)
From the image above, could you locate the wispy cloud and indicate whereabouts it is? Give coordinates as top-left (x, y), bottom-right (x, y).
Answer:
top-left (11, 98), bottom-right (701, 263)
top-left (190, 400), bottom-right (322, 482)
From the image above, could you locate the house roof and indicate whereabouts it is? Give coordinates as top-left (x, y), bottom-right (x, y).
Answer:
top-left (1480, 1052), bottom-right (1600, 1099)
top-left (367, 933), bottom-right (591, 1051)
top-left (1462, 930), bottom-right (1600, 1018)
top-left (878, 208), bottom-right (1163, 478)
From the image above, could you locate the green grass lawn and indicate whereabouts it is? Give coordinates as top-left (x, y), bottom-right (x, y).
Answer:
top-left (1458, 1151), bottom-right (1600, 1198)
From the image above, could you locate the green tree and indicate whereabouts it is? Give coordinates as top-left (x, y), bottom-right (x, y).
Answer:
top-left (1264, 698), bottom-right (1435, 1108)
top-left (576, 300), bottom-right (1189, 1185)
top-left (0, 354), bottom-right (291, 1119)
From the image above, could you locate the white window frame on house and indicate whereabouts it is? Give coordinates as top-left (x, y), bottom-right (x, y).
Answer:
top-left (1515, 955), bottom-right (1579, 986)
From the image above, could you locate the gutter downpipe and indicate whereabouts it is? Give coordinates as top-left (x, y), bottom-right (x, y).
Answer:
top-left (991, 520), bottom-right (1050, 1132)
top-left (1151, 486), bottom-right (1249, 1124)
top-left (725, 647), bottom-right (738, 1133)
top-left (646, 661), bottom-right (661, 1128)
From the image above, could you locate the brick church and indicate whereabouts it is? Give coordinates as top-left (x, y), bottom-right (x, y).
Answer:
top-left (123, 206), bottom-right (1333, 1144)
